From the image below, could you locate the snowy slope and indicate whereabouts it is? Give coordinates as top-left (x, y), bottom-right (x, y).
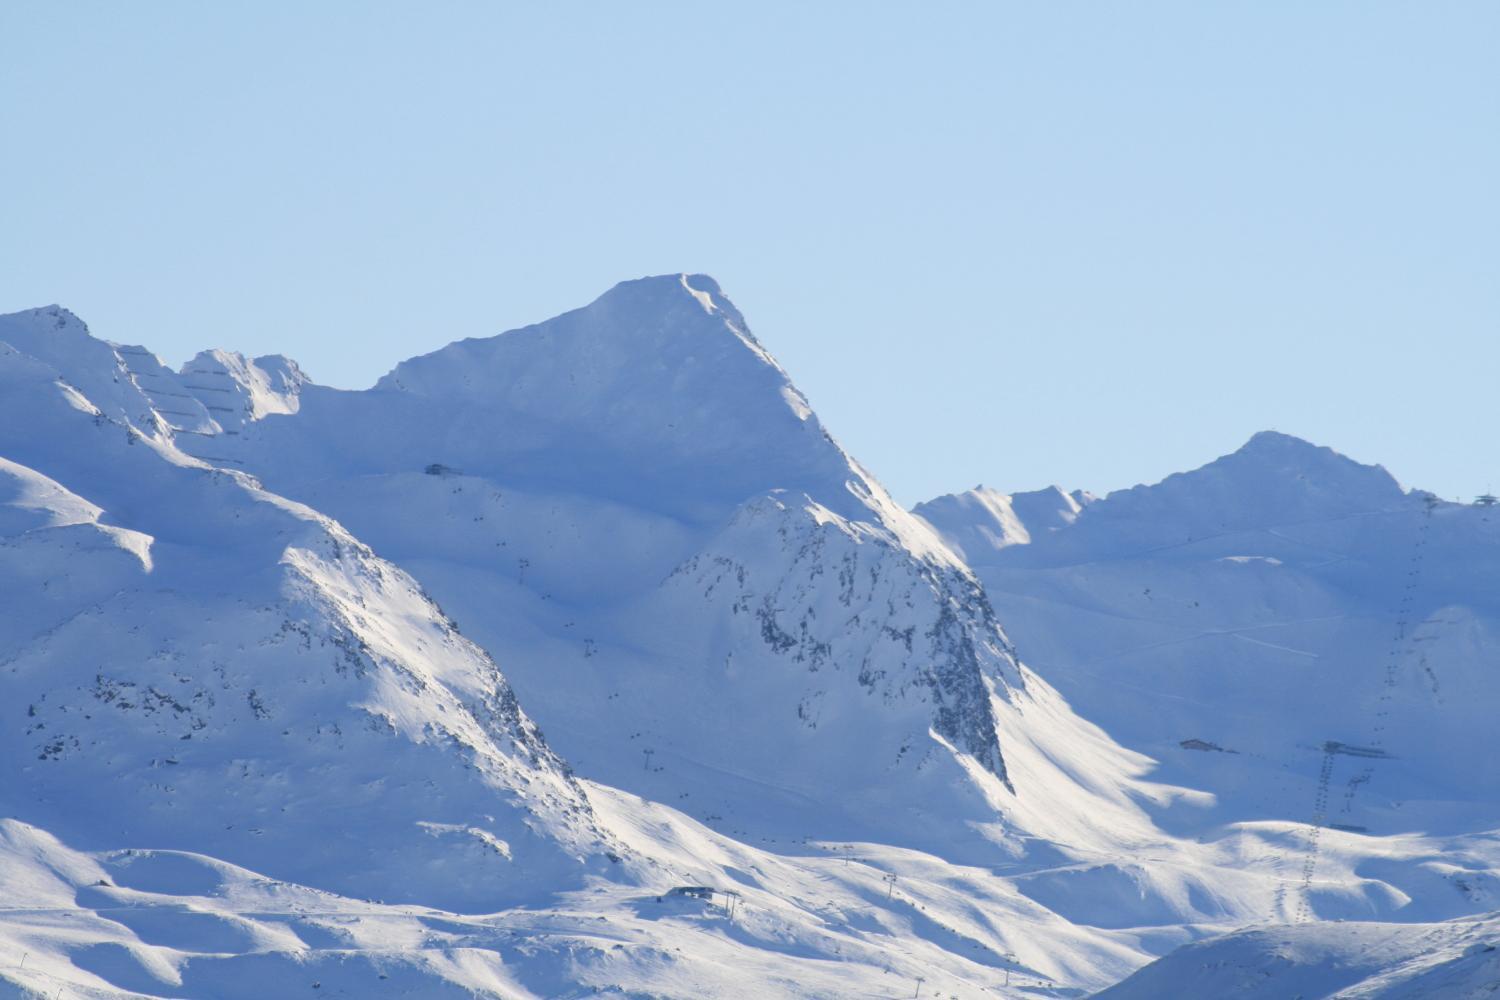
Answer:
top-left (1095, 910), bottom-right (1500, 999)
top-left (0, 789), bottom-right (1159, 1000)
top-left (199, 275), bottom-right (1043, 858)
top-left (0, 289), bottom-right (1185, 996)
top-left (0, 316), bottom-right (611, 913)
top-left (9, 279), bottom-right (1492, 996)
top-left (922, 432), bottom-right (1500, 923)
top-left (201, 274), bottom-right (1312, 936)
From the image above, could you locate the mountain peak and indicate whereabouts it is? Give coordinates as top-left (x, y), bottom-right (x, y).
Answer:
top-left (1241, 428), bottom-right (1309, 448)
top-left (378, 271), bottom-right (768, 392)
top-left (923, 432), bottom-right (1412, 570)
top-left (0, 304), bottom-right (98, 355)
top-left (0, 304), bottom-right (88, 334)
top-left (605, 271), bottom-right (737, 316)
top-left (1217, 430), bottom-right (1402, 492)
top-left (1235, 429), bottom-right (1337, 459)
top-left (1077, 431), bottom-right (1408, 543)
top-left (362, 273), bottom-right (886, 525)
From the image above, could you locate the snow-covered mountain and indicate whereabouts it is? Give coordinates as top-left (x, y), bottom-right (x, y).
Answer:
top-left (923, 433), bottom-right (1500, 844)
top-left (215, 275), bottom-right (1321, 939)
top-left (0, 308), bottom-right (611, 914)
top-left (5, 280), bottom-right (1497, 997)
top-left (920, 432), bottom-right (1500, 990)
top-left (185, 274), bottom-right (1106, 862)
top-left (0, 287), bottom-right (1179, 997)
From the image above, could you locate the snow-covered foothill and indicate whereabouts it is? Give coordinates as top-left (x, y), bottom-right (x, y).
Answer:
top-left (1096, 911), bottom-right (1500, 999)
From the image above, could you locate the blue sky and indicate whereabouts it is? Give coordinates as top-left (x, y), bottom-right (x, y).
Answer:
top-left (3, 3), bottom-right (1496, 503)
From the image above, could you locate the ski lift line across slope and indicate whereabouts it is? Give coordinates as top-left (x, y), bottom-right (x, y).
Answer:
top-left (1294, 504), bottom-right (1442, 922)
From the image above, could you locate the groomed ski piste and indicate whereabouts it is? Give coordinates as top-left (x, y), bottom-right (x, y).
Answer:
top-left (3, 277), bottom-right (1498, 998)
